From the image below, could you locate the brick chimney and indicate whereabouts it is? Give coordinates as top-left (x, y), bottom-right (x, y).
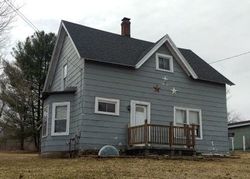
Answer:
top-left (121, 17), bottom-right (131, 37)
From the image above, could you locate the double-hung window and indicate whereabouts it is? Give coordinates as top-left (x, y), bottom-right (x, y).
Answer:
top-left (156, 53), bottom-right (174, 72)
top-left (174, 107), bottom-right (202, 139)
top-left (95, 97), bottom-right (120, 116)
top-left (51, 102), bottom-right (70, 136)
top-left (42, 105), bottom-right (49, 137)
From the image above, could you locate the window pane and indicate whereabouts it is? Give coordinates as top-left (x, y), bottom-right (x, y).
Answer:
top-left (98, 102), bottom-right (107, 112)
top-left (55, 120), bottom-right (67, 133)
top-left (159, 57), bottom-right (170, 70)
top-left (136, 106), bottom-right (145, 113)
top-left (175, 109), bottom-right (187, 124)
top-left (106, 103), bottom-right (115, 113)
top-left (98, 102), bottom-right (115, 113)
top-left (189, 111), bottom-right (200, 125)
top-left (55, 106), bottom-right (67, 119)
top-left (63, 64), bottom-right (67, 78)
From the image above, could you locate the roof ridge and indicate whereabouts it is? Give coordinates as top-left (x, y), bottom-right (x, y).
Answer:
top-left (62, 20), bottom-right (154, 44)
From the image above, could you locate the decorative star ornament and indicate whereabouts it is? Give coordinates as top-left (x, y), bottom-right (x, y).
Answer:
top-left (153, 84), bottom-right (161, 92)
top-left (171, 87), bottom-right (178, 95)
top-left (162, 76), bottom-right (168, 86)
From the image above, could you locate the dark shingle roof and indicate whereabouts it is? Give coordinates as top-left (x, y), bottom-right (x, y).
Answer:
top-left (63, 20), bottom-right (234, 85)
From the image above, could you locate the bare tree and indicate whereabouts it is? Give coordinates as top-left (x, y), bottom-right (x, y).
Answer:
top-left (0, 0), bottom-right (15, 49)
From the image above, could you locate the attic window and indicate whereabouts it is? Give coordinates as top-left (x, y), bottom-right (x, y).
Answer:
top-left (156, 53), bottom-right (173, 72)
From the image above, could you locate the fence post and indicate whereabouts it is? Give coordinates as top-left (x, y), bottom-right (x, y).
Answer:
top-left (144, 120), bottom-right (148, 146)
top-left (169, 122), bottom-right (173, 148)
top-left (191, 124), bottom-right (195, 148)
top-left (231, 137), bottom-right (234, 151)
top-left (243, 136), bottom-right (246, 151)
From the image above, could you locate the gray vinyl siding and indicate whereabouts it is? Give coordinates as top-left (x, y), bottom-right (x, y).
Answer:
top-left (41, 35), bottom-right (83, 153)
top-left (82, 45), bottom-right (228, 154)
top-left (42, 36), bottom-right (229, 154)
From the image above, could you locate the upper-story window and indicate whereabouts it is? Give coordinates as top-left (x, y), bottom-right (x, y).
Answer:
top-left (62, 64), bottom-right (67, 89)
top-left (156, 53), bottom-right (174, 72)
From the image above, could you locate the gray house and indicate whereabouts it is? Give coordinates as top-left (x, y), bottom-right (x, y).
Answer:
top-left (41, 18), bottom-right (234, 156)
top-left (228, 120), bottom-right (250, 151)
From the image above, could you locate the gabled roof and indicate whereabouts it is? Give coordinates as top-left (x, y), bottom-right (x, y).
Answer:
top-left (228, 120), bottom-right (250, 129)
top-left (44, 20), bottom-right (234, 92)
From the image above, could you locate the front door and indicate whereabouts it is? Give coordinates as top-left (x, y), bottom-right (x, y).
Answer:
top-left (134, 105), bottom-right (147, 126)
top-left (130, 101), bottom-right (150, 127)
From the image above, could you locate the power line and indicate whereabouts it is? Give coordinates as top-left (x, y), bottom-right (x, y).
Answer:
top-left (4, 0), bottom-right (39, 32)
top-left (209, 51), bottom-right (250, 64)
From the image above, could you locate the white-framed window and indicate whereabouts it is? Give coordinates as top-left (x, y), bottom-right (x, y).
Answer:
top-left (95, 97), bottom-right (120, 116)
top-left (156, 53), bottom-right (174, 72)
top-left (174, 107), bottom-right (202, 139)
top-left (42, 105), bottom-right (49, 137)
top-left (62, 64), bottom-right (67, 89)
top-left (51, 102), bottom-right (70, 136)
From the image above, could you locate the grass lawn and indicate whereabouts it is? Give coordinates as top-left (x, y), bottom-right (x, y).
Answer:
top-left (0, 152), bottom-right (249, 179)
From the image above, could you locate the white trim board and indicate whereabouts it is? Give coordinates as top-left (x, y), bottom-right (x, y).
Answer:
top-left (135, 34), bottom-right (198, 79)
top-left (228, 123), bottom-right (250, 129)
top-left (94, 97), bottom-right (120, 116)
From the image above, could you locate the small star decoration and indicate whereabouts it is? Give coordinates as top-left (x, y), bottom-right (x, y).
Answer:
top-left (162, 76), bottom-right (168, 86)
top-left (171, 87), bottom-right (178, 95)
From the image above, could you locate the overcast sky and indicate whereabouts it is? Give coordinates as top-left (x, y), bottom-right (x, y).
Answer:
top-left (4, 0), bottom-right (250, 120)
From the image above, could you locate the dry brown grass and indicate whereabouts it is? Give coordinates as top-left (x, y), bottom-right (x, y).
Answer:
top-left (0, 152), bottom-right (249, 179)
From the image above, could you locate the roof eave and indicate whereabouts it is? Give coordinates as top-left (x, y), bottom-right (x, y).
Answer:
top-left (135, 34), bottom-right (198, 79)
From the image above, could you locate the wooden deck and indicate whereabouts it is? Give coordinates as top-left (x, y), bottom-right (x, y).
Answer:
top-left (127, 121), bottom-right (196, 155)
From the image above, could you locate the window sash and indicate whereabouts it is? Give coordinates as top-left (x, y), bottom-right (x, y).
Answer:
top-left (51, 102), bottom-right (70, 136)
top-left (174, 107), bottom-right (202, 139)
top-left (156, 53), bottom-right (173, 72)
top-left (158, 57), bottom-right (170, 71)
top-left (95, 97), bottom-right (120, 116)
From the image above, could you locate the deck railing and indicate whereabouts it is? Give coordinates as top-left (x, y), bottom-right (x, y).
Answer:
top-left (128, 120), bottom-right (196, 148)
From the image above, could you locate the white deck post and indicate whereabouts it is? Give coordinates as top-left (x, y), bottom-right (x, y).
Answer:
top-left (243, 136), bottom-right (246, 151)
top-left (231, 137), bottom-right (234, 151)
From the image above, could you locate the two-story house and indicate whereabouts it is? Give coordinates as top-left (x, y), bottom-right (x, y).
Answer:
top-left (41, 18), bottom-right (234, 156)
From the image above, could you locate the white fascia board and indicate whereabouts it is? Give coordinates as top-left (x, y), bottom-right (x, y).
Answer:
top-left (61, 22), bottom-right (81, 59)
top-left (43, 23), bottom-right (64, 92)
top-left (228, 123), bottom-right (250, 129)
top-left (135, 34), bottom-right (198, 79)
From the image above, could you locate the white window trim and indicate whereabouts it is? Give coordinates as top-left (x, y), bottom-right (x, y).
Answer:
top-left (42, 105), bottom-right (49, 138)
top-left (155, 53), bottom-right (174, 73)
top-left (130, 100), bottom-right (151, 126)
top-left (51, 102), bottom-right (70, 136)
top-left (174, 106), bottom-right (203, 140)
top-left (94, 97), bottom-right (120, 116)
